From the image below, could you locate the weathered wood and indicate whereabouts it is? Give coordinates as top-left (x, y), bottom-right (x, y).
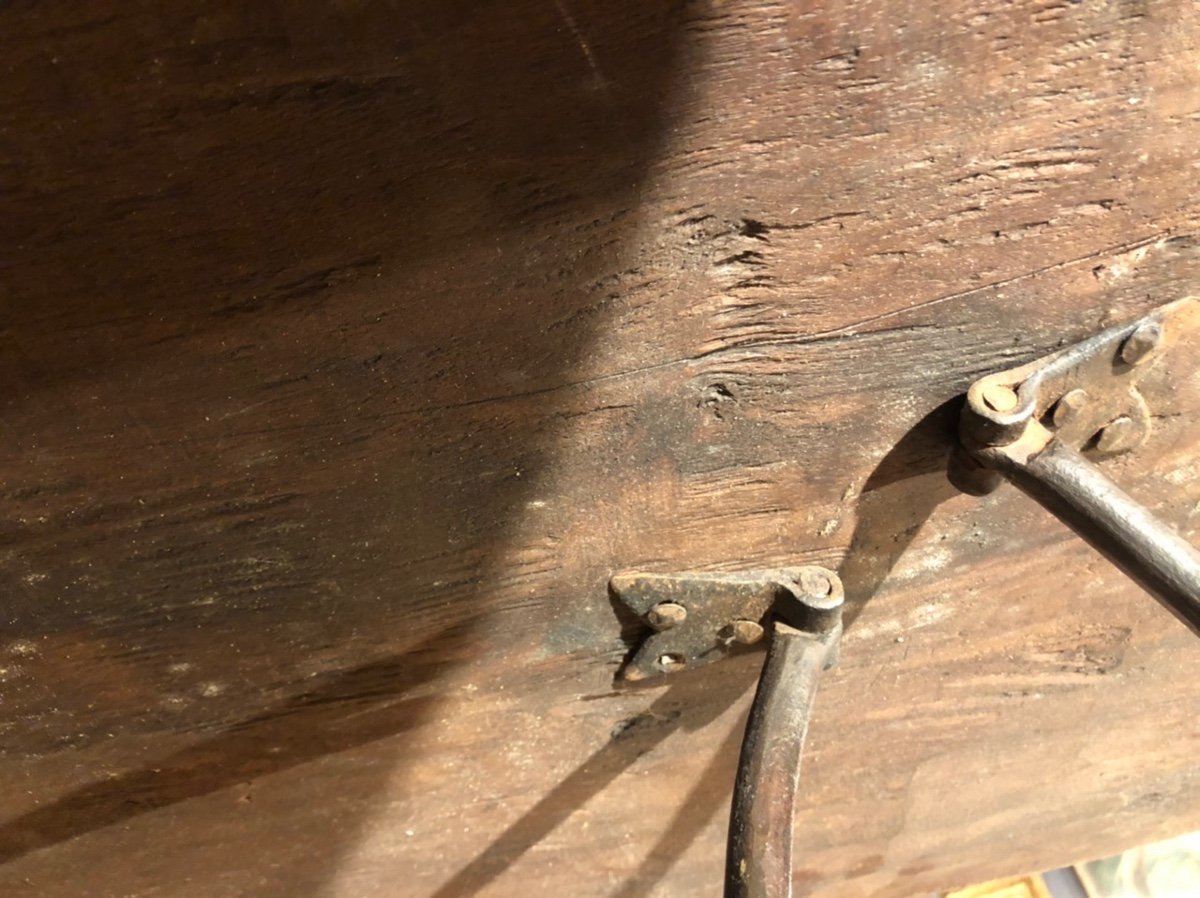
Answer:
top-left (0, 1), bottom-right (1198, 895)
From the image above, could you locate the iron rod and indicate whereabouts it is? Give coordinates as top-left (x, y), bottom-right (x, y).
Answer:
top-left (725, 622), bottom-right (838, 898)
top-left (1008, 439), bottom-right (1200, 638)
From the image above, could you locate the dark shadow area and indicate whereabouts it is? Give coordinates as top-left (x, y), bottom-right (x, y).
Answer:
top-left (0, 629), bottom-right (461, 864)
top-left (0, 1), bottom-right (699, 894)
top-left (429, 666), bottom-right (756, 898)
top-left (607, 715), bottom-right (746, 898)
top-left (837, 398), bottom-right (965, 629)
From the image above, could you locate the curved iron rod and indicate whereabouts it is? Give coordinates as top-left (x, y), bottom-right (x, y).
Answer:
top-left (725, 621), bottom-right (840, 898)
top-left (1003, 438), bottom-right (1200, 638)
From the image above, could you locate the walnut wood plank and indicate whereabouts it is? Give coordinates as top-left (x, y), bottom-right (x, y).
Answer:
top-left (0, 1), bottom-right (1198, 896)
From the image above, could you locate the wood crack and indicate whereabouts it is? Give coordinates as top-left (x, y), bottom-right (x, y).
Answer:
top-left (227, 229), bottom-right (1190, 431)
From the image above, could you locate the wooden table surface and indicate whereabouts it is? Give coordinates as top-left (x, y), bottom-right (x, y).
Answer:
top-left (0, 1), bottom-right (1198, 895)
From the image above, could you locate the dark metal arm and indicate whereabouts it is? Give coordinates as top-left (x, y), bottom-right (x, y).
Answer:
top-left (725, 618), bottom-right (840, 898)
top-left (1002, 439), bottom-right (1200, 637)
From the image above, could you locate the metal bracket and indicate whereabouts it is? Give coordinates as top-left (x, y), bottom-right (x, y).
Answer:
top-left (956, 297), bottom-right (1199, 484)
top-left (610, 566), bottom-right (843, 681)
top-left (955, 297), bottom-right (1200, 637)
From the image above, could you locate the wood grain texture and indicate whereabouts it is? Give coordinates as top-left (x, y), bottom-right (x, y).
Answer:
top-left (0, 1), bottom-right (1198, 896)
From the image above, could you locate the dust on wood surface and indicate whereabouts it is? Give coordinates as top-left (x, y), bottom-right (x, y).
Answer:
top-left (0, 1), bottom-right (1198, 896)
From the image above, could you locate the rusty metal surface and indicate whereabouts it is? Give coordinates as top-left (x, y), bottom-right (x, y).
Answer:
top-left (725, 582), bottom-right (843, 898)
top-left (958, 297), bottom-right (1200, 637)
top-left (610, 568), bottom-right (844, 681)
top-left (960, 298), bottom-right (1199, 460)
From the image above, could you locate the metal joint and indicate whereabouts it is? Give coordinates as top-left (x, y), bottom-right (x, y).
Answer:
top-left (955, 297), bottom-right (1200, 637)
top-left (610, 567), bottom-right (843, 681)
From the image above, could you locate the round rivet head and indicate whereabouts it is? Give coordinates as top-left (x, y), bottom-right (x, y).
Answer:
top-left (1052, 388), bottom-right (1089, 428)
top-left (1120, 321), bottom-right (1163, 367)
top-left (1096, 416), bottom-right (1139, 453)
top-left (646, 602), bottom-right (687, 631)
top-left (727, 620), bottom-right (765, 645)
top-left (981, 381), bottom-right (1019, 413)
top-left (799, 568), bottom-right (833, 599)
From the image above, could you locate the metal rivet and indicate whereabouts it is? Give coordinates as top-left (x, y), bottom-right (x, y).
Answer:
top-left (728, 620), bottom-right (765, 645)
top-left (799, 568), bottom-right (833, 599)
top-left (646, 602), bottom-right (687, 631)
top-left (1120, 321), bottom-right (1163, 367)
top-left (1096, 416), bottom-right (1138, 453)
top-left (1052, 388), bottom-right (1089, 428)
top-left (657, 653), bottom-right (686, 672)
top-left (982, 381), bottom-right (1019, 413)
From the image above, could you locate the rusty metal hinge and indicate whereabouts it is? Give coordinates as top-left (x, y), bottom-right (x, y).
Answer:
top-left (954, 296), bottom-right (1200, 636)
top-left (610, 566), bottom-right (844, 898)
top-left (610, 566), bottom-right (843, 681)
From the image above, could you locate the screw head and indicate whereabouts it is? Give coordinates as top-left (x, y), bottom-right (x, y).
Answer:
top-left (1052, 388), bottom-right (1089, 428)
top-left (646, 602), bottom-right (687, 630)
top-left (1096, 416), bottom-right (1139, 454)
top-left (1120, 321), bottom-right (1163, 367)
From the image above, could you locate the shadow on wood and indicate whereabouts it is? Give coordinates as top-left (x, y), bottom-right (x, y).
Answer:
top-left (429, 666), bottom-right (755, 898)
top-left (838, 399), bottom-right (964, 630)
top-left (0, 1), bottom-right (697, 894)
top-left (0, 629), bottom-right (462, 865)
